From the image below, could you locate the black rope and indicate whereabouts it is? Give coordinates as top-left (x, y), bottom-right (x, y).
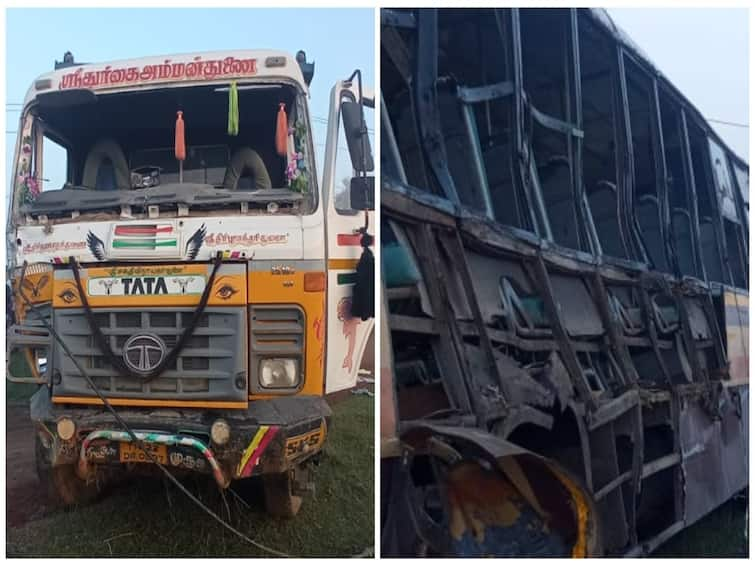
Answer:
top-left (69, 253), bottom-right (224, 381)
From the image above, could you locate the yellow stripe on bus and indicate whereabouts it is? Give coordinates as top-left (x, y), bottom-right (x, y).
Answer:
top-left (725, 291), bottom-right (749, 307)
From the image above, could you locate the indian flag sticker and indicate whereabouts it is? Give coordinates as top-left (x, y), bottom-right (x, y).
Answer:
top-left (109, 223), bottom-right (179, 258)
top-left (112, 224), bottom-right (177, 249)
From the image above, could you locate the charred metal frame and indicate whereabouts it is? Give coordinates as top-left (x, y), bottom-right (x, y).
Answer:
top-left (381, 7), bottom-right (748, 557)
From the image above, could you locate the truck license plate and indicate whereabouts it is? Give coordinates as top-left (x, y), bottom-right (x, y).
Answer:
top-left (119, 442), bottom-right (168, 464)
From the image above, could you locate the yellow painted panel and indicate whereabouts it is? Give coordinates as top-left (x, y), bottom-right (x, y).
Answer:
top-left (328, 258), bottom-right (359, 270)
top-left (248, 271), bottom-right (325, 398)
top-left (12, 271), bottom-right (53, 321)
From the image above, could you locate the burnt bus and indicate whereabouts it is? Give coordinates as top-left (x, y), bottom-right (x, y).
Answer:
top-left (380, 8), bottom-right (748, 557)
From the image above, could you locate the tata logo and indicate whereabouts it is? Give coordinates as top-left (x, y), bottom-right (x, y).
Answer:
top-left (88, 275), bottom-right (205, 297)
top-left (122, 277), bottom-right (169, 295)
top-left (123, 334), bottom-right (167, 374)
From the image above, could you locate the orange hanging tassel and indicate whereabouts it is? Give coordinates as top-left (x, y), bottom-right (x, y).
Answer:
top-left (175, 111), bottom-right (186, 161)
top-left (275, 102), bottom-right (288, 157)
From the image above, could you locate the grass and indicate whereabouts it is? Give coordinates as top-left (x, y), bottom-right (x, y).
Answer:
top-left (6, 395), bottom-right (374, 558)
top-left (3, 364), bottom-right (747, 558)
top-left (652, 496), bottom-right (748, 557)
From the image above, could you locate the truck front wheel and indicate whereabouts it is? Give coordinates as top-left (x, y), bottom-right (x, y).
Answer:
top-left (263, 470), bottom-right (303, 518)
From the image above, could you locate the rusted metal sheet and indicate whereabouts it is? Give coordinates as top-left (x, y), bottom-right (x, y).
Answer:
top-left (382, 422), bottom-right (600, 557)
top-left (679, 386), bottom-right (748, 525)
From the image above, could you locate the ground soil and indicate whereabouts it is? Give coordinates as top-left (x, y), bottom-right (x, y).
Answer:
top-left (6, 404), bottom-right (52, 527)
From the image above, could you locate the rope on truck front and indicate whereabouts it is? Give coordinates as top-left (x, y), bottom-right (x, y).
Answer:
top-left (18, 259), bottom-right (290, 558)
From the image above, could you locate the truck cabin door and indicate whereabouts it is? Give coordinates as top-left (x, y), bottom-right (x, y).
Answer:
top-left (322, 75), bottom-right (375, 394)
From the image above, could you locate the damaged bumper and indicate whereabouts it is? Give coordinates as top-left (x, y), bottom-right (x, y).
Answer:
top-left (32, 388), bottom-right (331, 487)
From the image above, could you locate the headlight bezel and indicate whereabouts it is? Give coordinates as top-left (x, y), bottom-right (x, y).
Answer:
top-left (249, 305), bottom-right (306, 395)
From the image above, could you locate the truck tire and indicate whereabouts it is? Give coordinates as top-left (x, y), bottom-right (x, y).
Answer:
top-left (35, 435), bottom-right (101, 506)
top-left (263, 471), bottom-right (303, 518)
top-left (34, 432), bottom-right (51, 485)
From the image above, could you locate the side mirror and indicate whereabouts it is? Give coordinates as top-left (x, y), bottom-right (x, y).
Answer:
top-left (350, 176), bottom-right (374, 211)
top-left (341, 100), bottom-right (374, 173)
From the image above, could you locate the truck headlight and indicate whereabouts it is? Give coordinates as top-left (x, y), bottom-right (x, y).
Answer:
top-left (210, 419), bottom-right (231, 446)
top-left (259, 358), bottom-right (300, 389)
top-left (57, 417), bottom-right (76, 441)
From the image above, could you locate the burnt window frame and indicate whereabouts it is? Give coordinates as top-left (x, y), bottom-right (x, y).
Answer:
top-left (380, 93), bottom-right (408, 186)
top-left (656, 82), bottom-right (705, 280)
top-left (729, 156), bottom-right (749, 246)
top-left (380, 7), bottom-right (747, 290)
top-left (729, 156), bottom-right (749, 289)
top-left (617, 49), bottom-right (674, 273)
top-left (576, 10), bottom-right (633, 263)
top-left (515, 8), bottom-right (597, 254)
top-left (434, 8), bottom-right (521, 225)
top-left (684, 112), bottom-right (729, 285)
top-left (380, 9), bottom-right (437, 195)
top-left (730, 157), bottom-right (749, 217)
top-left (707, 137), bottom-right (748, 289)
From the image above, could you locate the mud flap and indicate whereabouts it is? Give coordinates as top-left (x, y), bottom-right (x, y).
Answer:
top-left (383, 422), bottom-right (600, 557)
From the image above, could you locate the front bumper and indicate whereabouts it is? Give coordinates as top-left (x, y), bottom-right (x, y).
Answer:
top-left (31, 388), bottom-right (331, 488)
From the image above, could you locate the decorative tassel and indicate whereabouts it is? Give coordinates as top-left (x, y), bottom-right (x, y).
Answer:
top-left (350, 229), bottom-right (374, 321)
top-left (275, 102), bottom-right (288, 156)
top-left (175, 111), bottom-right (186, 161)
top-left (227, 81), bottom-right (239, 136)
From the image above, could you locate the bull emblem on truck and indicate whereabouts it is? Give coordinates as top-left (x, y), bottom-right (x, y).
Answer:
top-left (21, 275), bottom-right (50, 298)
top-left (171, 277), bottom-right (192, 294)
top-left (98, 279), bottom-right (117, 295)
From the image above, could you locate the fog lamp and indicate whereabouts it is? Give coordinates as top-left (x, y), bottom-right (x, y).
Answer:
top-left (57, 417), bottom-right (76, 441)
top-left (260, 358), bottom-right (299, 389)
top-left (211, 419), bottom-right (231, 446)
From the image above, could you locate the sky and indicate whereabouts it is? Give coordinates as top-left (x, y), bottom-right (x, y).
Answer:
top-left (4, 7), bottom-right (375, 197)
top-left (3, 8), bottom-right (749, 201)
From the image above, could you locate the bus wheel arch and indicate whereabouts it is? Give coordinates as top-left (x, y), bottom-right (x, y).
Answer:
top-left (387, 423), bottom-right (601, 557)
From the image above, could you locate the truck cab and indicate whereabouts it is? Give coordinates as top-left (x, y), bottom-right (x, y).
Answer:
top-left (7, 49), bottom-right (374, 515)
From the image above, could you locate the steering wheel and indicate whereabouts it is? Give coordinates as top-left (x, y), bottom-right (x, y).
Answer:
top-left (130, 165), bottom-right (162, 189)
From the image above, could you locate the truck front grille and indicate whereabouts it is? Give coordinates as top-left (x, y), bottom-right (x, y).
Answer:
top-left (53, 307), bottom-right (246, 402)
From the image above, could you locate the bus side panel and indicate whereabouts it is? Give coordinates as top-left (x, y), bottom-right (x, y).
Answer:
top-left (679, 386), bottom-right (748, 526)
